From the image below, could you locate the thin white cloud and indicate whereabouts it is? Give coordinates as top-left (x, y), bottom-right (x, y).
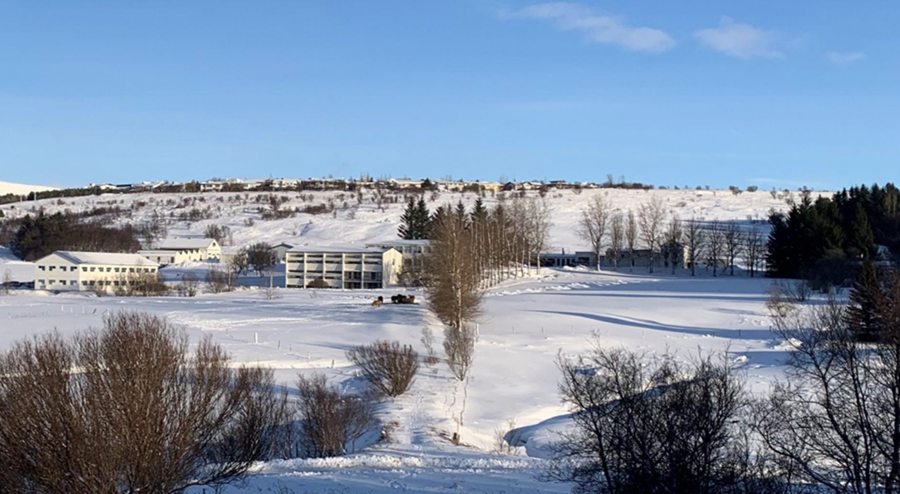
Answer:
top-left (694, 17), bottom-right (782, 59)
top-left (827, 51), bottom-right (865, 64)
top-left (502, 2), bottom-right (675, 53)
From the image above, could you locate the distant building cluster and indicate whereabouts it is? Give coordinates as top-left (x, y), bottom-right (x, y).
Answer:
top-left (84, 177), bottom-right (608, 194)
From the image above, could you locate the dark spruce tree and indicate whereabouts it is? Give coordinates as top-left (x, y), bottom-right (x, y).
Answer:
top-left (398, 196), bottom-right (417, 240)
top-left (847, 204), bottom-right (875, 259)
top-left (845, 261), bottom-right (889, 342)
top-left (470, 197), bottom-right (488, 225)
top-left (415, 197), bottom-right (431, 239)
top-left (398, 195), bottom-right (432, 240)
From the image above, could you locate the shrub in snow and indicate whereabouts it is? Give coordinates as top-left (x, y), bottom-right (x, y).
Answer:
top-left (547, 345), bottom-right (752, 493)
top-left (346, 340), bottom-right (419, 397)
top-left (0, 311), bottom-right (289, 494)
top-left (294, 373), bottom-right (378, 458)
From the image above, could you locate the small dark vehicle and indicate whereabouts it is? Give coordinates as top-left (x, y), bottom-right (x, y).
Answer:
top-left (390, 294), bottom-right (417, 305)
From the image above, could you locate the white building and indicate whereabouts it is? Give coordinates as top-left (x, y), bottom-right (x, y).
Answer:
top-left (140, 238), bottom-right (221, 265)
top-left (270, 243), bottom-right (294, 263)
top-left (364, 239), bottom-right (430, 271)
top-left (285, 246), bottom-right (402, 289)
top-left (34, 251), bottom-right (159, 293)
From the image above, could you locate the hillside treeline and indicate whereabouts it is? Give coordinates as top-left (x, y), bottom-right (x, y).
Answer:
top-left (7, 212), bottom-right (141, 261)
top-left (767, 183), bottom-right (899, 280)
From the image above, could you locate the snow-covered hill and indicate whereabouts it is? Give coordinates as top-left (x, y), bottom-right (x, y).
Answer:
top-left (0, 180), bottom-right (56, 196)
top-left (0, 187), bottom-right (823, 253)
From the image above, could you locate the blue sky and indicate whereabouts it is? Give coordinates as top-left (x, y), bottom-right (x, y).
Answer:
top-left (1, 1), bottom-right (897, 190)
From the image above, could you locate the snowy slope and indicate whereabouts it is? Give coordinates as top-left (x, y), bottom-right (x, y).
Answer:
top-left (0, 187), bottom-right (822, 254)
top-left (0, 180), bottom-right (56, 196)
top-left (0, 246), bottom-right (33, 283)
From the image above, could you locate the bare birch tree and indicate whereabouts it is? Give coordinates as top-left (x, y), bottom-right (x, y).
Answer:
top-left (683, 218), bottom-right (705, 277)
top-left (425, 204), bottom-right (482, 330)
top-left (625, 210), bottom-right (638, 271)
top-left (577, 193), bottom-right (611, 270)
top-left (526, 197), bottom-right (551, 272)
top-left (0, 269), bottom-right (11, 296)
top-left (608, 212), bottom-right (625, 271)
top-left (663, 215), bottom-right (683, 274)
top-left (706, 221), bottom-right (725, 277)
top-left (743, 229), bottom-right (766, 278)
top-left (722, 221), bottom-right (742, 276)
top-left (638, 196), bottom-right (666, 273)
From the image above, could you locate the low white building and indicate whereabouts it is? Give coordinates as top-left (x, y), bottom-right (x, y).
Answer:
top-left (140, 238), bottom-right (221, 265)
top-left (34, 251), bottom-right (159, 293)
top-left (285, 246), bottom-right (402, 289)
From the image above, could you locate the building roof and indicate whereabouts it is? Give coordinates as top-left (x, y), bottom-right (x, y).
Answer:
top-left (365, 239), bottom-right (431, 247)
top-left (42, 251), bottom-right (159, 267)
top-left (137, 250), bottom-right (177, 256)
top-left (158, 238), bottom-right (217, 250)
top-left (288, 245), bottom-right (394, 254)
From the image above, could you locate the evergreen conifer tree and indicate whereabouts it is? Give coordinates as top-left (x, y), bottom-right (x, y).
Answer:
top-left (847, 204), bottom-right (875, 259)
top-left (415, 197), bottom-right (431, 239)
top-left (470, 198), bottom-right (487, 224)
top-left (846, 261), bottom-right (884, 342)
top-left (398, 196), bottom-right (417, 240)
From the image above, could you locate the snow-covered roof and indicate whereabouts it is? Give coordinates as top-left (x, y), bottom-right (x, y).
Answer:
top-left (158, 238), bottom-right (217, 250)
top-left (288, 245), bottom-right (393, 254)
top-left (137, 250), bottom-right (177, 256)
top-left (365, 239), bottom-right (431, 247)
top-left (42, 251), bottom-right (159, 267)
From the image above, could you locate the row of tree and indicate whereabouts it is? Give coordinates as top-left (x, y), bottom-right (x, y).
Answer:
top-left (9, 212), bottom-right (142, 261)
top-left (420, 196), bottom-right (551, 442)
top-left (767, 184), bottom-right (899, 279)
top-left (577, 195), bottom-right (768, 276)
top-left (423, 196), bottom-right (550, 327)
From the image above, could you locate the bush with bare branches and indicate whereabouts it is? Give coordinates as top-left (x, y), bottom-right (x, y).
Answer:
top-left (294, 373), bottom-right (378, 458)
top-left (0, 312), bottom-right (289, 494)
top-left (547, 343), bottom-right (749, 494)
top-left (444, 324), bottom-right (476, 381)
top-left (205, 267), bottom-right (235, 293)
top-left (346, 340), bottom-right (419, 397)
top-left (1, 269), bottom-right (11, 295)
top-left (177, 271), bottom-right (200, 297)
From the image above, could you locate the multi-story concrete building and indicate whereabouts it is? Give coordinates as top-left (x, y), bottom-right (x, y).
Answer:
top-left (34, 251), bottom-right (159, 293)
top-left (285, 246), bottom-right (402, 289)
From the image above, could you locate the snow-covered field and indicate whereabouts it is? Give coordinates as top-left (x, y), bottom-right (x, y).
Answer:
top-left (0, 185), bottom-right (811, 492)
top-left (0, 268), bottom-right (786, 493)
